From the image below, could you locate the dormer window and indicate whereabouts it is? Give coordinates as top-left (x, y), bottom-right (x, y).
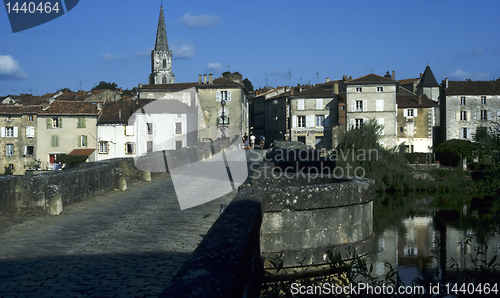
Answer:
top-left (377, 87), bottom-right (383, 92)
top-left (356, 87), bottom-right (362, 93)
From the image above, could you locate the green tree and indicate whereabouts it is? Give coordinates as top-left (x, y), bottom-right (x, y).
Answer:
top-left (243, 78), bottom-right (254, 92)
top-left (334, 119), bottom-right (414, 192)
top-left (434, 139), bottom-right (480, 167)
top-left (92, 81), bottom-right (118, 91)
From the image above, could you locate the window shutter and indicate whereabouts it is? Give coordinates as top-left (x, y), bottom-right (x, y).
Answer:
top-left (376, 100), bottom-right (383, 111)
top-left (377, 118), bottom-right (385, 135)
top-left (298, 99), bottom-right (304, 110)
top-left (84, 135), bottom-right (88, 147)
top-left (153, 123), bottom-right (157, 136)
top-left (404, 109), bottom-right (407, 117)
top-left (467, 128), bottom-right (471, 139)
top-left (349, 118), bottom-right (354, 128)
top-left (59, 117), bottom-right (62, 128)
top-left (456, 112), bottom-right (460, 121)
top-left (227, 90), bottom-right (231, 101)
top-left (292, 115), bottom-right (297, 128)
top-left (24, 146), bottom-right (27, 156)
top-left (46, 118), bottom-right (51, 129)
top-left (477, 110), bottom-right (481, 120)
top-left (316, 98), bottom-right (323, 110)
top-left (1, 127), bottom-right (5, 138)
top-left (216, 91), bottom-right (220, 102)
top-left (183, 140), bottom-right (186, 147)
top-left (306, 115), bottom-right (314, 128)
top-left (351, 100), bottom-right (355, 112)
top-left (497, 110), bottom-right (500, 120)
top-left (182, 122), bottom-right (186, 134)
top-left (13, 127), bottom-right (18, 137)
top-left (171, 122), bottom-right (175, 135)
top-left (488, 110), bottom-right (493, 120)
top-left (77, 136), bottom-right (81, 147)
top-left (414, 109), bottom-right (418, 117)
top-left (363, 100), bottom-right (367, 112)
top-left (143, 123), bottom-right (147, 135)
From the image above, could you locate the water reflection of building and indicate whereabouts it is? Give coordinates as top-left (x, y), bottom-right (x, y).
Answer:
top-left (369, 212), bottom-right (500, 284)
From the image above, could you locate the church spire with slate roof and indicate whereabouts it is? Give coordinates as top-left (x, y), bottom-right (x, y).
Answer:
top-left (417, 65), bottom-right (439, 101)
top-left (149, 5), bottom-right (175, 85)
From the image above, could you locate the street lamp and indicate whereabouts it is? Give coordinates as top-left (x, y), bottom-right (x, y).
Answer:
top-left (219, 99), bottom-right (228, 141)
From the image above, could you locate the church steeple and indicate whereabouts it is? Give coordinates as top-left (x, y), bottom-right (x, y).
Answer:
top-left (155, 6), bottom-right (169, 52)
top-left (149, 5), bottom-right (175, 85)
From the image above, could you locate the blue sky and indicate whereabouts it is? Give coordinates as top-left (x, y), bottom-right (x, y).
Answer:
top-left (1, 0), bottom-right (500, 96)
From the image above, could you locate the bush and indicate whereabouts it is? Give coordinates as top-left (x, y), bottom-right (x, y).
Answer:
top-left (333, 119), bottom-right (414, 192)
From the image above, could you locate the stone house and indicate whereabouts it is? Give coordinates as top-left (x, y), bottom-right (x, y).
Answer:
top-left (345, 74), bottom-right (398, 148)
top-left (0, 105), bottom-right (40, 174)
top-left (96, 101), bottom-right (141, 160)
top-left (396, 88), bottom-right (438, 153)
top-left (37, 101), bottom-right (100, 169)
top-left (440, 79), bottom-right (500, 141)
top-left (138, 73), bottom-right (248, 144)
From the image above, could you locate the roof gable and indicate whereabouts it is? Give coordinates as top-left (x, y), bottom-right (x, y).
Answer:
top-left (417, 65), bottom-right (439, 88)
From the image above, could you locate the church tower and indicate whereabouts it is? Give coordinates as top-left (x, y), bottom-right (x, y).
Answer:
top-left (149, 6), bottom-right (175, 85)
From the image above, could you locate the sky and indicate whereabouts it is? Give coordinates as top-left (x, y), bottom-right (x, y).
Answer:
top-left (1, 0), bottom-right (500, 96)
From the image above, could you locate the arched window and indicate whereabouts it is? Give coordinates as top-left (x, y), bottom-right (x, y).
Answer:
top-left (163, 59), bottom-right (166, 68)
top-left (162, 76), bottom-right (167, 84)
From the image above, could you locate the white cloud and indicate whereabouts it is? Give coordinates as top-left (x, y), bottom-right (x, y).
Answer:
top-left (448, 69), bottom-right (489, 80)
top-left (206, 63), bottom-right (223, 73)
top-left (0, 55), bottom-right (27, 79)
top-left (179, 12), bottom-right (221, 28)
top-left (171, 43), bottom-right (195, 59)
top-left (101, 53), bottom-right (128, 63)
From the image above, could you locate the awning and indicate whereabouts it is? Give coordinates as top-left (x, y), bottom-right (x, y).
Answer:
top-left (68, 149), bottom-right (95, 157)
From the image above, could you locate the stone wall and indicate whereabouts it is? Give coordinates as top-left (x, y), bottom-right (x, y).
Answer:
top-left (0, 158), bottom-right (144, 215)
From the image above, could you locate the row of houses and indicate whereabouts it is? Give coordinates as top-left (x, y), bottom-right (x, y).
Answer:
top-left (0, 72), bottom-right (249, 174)
top-left (249, 65), bottom-right (500, 154)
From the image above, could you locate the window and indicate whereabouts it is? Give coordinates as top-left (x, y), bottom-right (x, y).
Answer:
top-left (6, 127), bottom-right (14, 137)
top-left (175, 140), bottom-right (183, 150)
top-left (51, 135), bottom-right (59, 147)
top-left (162, 76), bottom-right (167, 84)
top-left (24, 146), bottom-right (34, 157)
top-left (27, 115), bottom-right (33, 122)
top-left (407, 109), bottom-right (414, 117)
top-left (316, 115), bottom-right (325, 127)
top-left (355, 100), bottom-right (363, 111)
top-left (147, 141), bottom-right (153, 153)
top-left (462, 127), bottom-right (468, 139)
top-left (340, 105), bottom-right (345, 111)
top-left (26, 126), bottom-right (35, 138)
top-left (8, 164), bottom-right (14, 170)
top-left (147, 123), bottom-right (154, 135)
top-left (481, 96), bottom-right (487, 105)
top-left (163, 59), bottom-right (166, 68)
top-left (377, 87), bottom-right (383, 92)
top-left (298, 116), bottom-right (306, 128)
top-left (356, 87), bottom-right (362, 93)
top-left (99, 142), bottom-right (108, 154)
top-left (77, 117), bottom-right (86, 128)
top-left (400, 127), bottom-right (404, 133)
top-left (460, 111), bottom-right (467, 121)
top-left (175, 122), bottom-right (182, 134)
top-left (125, 125), bottom-right (134, 136)
top-left (6, 144), bottom-right (14, 157)
top-left (481, 110), bottom-right (488, 120)
top-left (6, 116), bottom-right (13, 121)
top-left (177, 114), bottom-right (182, 118)
top-left (52, 117), bottom-right (61, 128)
top-left (460, 97), bottom-right (466, 105)
top-left (78, 135), bottom-right (87, 147)
top-left (125, 142), bottom-right (135, 154)
top-left (355, 118), bottom-right (364, 128)
top-left (216, 90), bottom-right (231, 102)
top-left (376, 100), bottom-right (384, 111)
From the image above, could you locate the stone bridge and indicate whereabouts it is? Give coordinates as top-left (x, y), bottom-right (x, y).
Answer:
top-left (0, 172), bottom-right (235, 297)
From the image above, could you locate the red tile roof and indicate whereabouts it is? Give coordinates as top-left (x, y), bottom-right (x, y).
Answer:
top-left (68, 149), bottom-right (95, 156)
top-left (39, 101), bottom-right (100, 116)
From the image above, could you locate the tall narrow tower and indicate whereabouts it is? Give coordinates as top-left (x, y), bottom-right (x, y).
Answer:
top-left (149, 6), bottom-right (175, 85)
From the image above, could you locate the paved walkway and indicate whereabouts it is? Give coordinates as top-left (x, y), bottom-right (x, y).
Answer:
top-left (0, 173), bottom-right (236, 297)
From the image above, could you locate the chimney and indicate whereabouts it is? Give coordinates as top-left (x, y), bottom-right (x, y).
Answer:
top-left (291, 87), bottom-right (294, 95)
top-left (392, 71), bottom-right (395, 80)
top-left (349, 76), bottom-right (352, 80)
top-left (445, 78), bottom-right (449, 89)
top-left (118, 109), bottom-right (122, 119)
top-left (420, 73), bottom-right (423, 78)
top-left (209, 74), bottom-right (213, 85)
top-left (198, 75), bottom-right (202, 84)
top-left (203, 74), bottom-right (207, 84)
top-left (326, 77), bottom-right (330, 82)
top-left (333, 82), bottom-right (339, 94)
top-left (418, 94), bottom-right (422, 105)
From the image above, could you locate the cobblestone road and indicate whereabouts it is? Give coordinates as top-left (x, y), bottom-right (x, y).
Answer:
top-left (0, 172), bottom-right (236, 297)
